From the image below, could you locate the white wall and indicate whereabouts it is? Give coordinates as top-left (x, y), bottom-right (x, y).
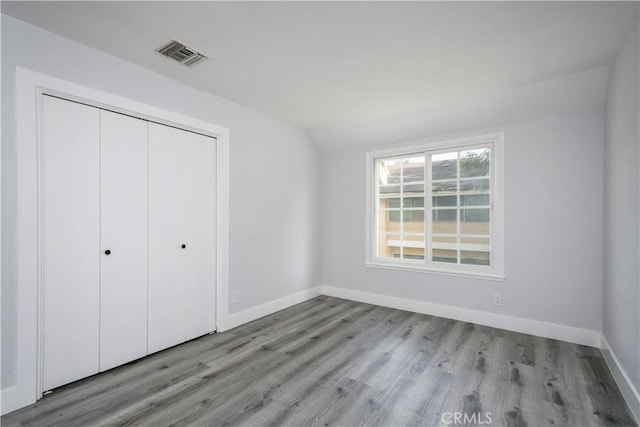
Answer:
top-left (1, 15), bottom-right (321, 393)
top-left (603, 15), bottom-right (640, 398)
top-left (311, 66), bottom-right (609, 151)
top-left (323, 110), bottom-right (604, 333)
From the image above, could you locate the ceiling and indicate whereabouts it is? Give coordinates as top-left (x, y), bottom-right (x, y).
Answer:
top-left (3, 1), bottom-right (638, 149)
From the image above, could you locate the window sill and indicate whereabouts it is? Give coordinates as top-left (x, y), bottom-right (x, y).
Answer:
top-left (365, 261), bottom-right (505, 281)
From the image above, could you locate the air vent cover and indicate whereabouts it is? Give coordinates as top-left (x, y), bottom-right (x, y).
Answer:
top-left (157, 39), bottom-right (208, 67)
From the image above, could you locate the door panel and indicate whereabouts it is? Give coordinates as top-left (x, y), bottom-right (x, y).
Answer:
top-left (148, 123), bottom-right (187, 353)
top-left (185, 133), bottom-right (216, 339)
top-left (42, 96), bottom-right (100, 390)
top-left (99, 111), bottom-right (148, 371)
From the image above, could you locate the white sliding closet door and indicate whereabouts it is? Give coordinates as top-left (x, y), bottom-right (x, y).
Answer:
top-left (148, 123), bottom-right (188, 353)
top-left (185, 132), bottom-right (216, 340)
top-left (42, 96), bottom-right (101, 391)
top-left (99, 111), bottom-right (148, 371)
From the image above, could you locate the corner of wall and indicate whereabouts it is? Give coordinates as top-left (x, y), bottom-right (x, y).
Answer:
top-left (601, 334), bottom-right (640, 424)
top-left (219, 286), bottom-right (323, 332)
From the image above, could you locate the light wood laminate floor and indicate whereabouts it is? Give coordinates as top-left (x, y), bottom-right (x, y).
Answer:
top-left (2, 296), bottom-right (636, 426)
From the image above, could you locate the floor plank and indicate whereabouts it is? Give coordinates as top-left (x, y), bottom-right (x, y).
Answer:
top-left (2, 296), bottom-right (636, 427)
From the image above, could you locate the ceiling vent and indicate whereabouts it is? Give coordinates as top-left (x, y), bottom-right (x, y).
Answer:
top-left (157, 39), bottom-right (208, 67)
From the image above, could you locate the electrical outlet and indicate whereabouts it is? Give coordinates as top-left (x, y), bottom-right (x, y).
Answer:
top-left (232, 292), bottom-right (240, 304)
top-left (493, 293), bottom-right (502, 307)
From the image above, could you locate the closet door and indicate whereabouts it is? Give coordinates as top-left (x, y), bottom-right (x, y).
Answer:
top-left (185, 133), bottom-right (216, 340)
top-left (42, 96), bottom-right (100, 391)
top-left (99, 111), bottom-right (148, 371)
top-left (148, 123), bottom-right (187, 353)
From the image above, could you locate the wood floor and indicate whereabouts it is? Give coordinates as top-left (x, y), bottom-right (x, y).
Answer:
top-left (2, 296), bottom-right (636, 427)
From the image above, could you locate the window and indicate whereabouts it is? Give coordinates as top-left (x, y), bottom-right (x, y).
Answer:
top-left (366, 133), bottom-right (504, 279)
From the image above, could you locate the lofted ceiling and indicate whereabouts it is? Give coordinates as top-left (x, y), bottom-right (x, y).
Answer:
top-left (2, 1), bottom-right (638, 149)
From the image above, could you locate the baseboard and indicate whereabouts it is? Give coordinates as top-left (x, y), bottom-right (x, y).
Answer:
top-left (220, 286), bottom-right (322, 332)
top-left (601, 334), bottom-right (640, 423)
top-left (320, 285), bottom-right (601, 348)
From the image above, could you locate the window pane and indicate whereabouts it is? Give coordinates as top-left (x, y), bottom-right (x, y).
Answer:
top-left (403, 158), bottom-right (424, 193)
top-left (386, 198), bottom-right (400, 208)
top-left (375, 156), bottom-right (426, 260)
top-left (461, 236), bottom-right (490, 246)
top-left (433, 195), bottom-right (456, 207)
top-left (460, 208), bottom-right (490, 235)
top-left (379, 197), bottom-right (400, 225)
top-left (403, 210), bottom-right (424, 222)
top-left (382, 211), bottom-right (401, 229)
top-left (432, 152), bottom-right (457, 180)
top-left (432, 235), bottom-right (457, 264)
top-left (402, 156), bottom-right (425, 184)
top-left (378, 159), bottom-right (401, 185)
top-left (461, 251), bottom-right (490, 266)
top-left (461, 194), bottom-right (489, 206)
top-left (433, 249), bottom-right (457, 264)
top-left (461, 208), bottom-right (489, 222)
top-left (432, 209), bottom-right (457, 234)
top-left (460, 178), bottom-right (489, 193)
top-left (433, 208), bottom-right (457, 221)
top-left (378, 233), bottom-right (400, 258)
top-left (460, 148), bottom-right (490, 178)
top-left (432, 181), bottom-right (457, 193)
top-left (460, 236), bottom-right (490, 265)
top-left (379, 196), bottom-right (401, 232)
top-left (431, 235), bottom-right (456, 250)
top-left (405, 197), bottom-right (424, 208)
top-left (460, 222), bottom-right (490, 236)
top-left (403, 211), bottom-right (424, 233)
top-left (379, 184), bottom-right (400, 196)
top-left (404, 183), bottom-right (424, 193)
top-left (401, 196), bottom-right (425, 230)
top-left (403, 234), bottom-right (425, 260)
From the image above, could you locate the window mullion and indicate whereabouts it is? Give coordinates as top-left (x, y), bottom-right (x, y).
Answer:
top-left (425, 152), bottom-right (431, 266)
top-left (400, 159), bottom-right (404, 259)
top-left (456, 151), bottom-right (461, 265)
top-left (374, 160), bottom-right (379, 259)
top-left (489, 145), bottom-right (494, 263)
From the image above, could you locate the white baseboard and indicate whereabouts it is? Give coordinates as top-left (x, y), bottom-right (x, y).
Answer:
top-left (219, 286), bottom-right (322, 332)
top-left (320, 285), bottom-right (601, 348)
top-left (601, 334), bottom-right (640, 423)
top-left (2, 284), bottom-right (629, 419)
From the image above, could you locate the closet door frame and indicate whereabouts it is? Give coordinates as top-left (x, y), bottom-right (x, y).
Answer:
top-left (13, 68), bottom-right (230, 412)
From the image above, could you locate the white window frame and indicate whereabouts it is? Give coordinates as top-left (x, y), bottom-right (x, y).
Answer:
top-left (365, 132), bottom-right (505, 280)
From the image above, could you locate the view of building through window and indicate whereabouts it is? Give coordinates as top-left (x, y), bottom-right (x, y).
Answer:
top-left (377, 154), bottom-right (426, 260)
top-left (375, 146), bottom-right (491, 266)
